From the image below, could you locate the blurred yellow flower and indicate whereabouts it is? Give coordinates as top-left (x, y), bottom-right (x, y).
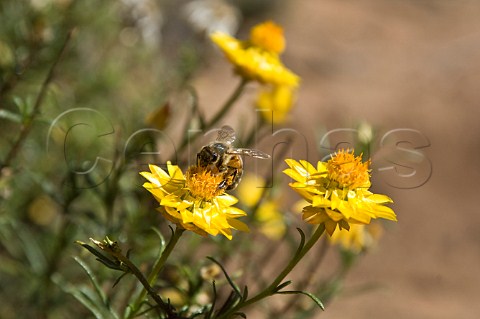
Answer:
top-left (256, 85), bottom-right (296, 124)
top-left (236, 174), bottom-right (286, 239)
top-left (200, 263), bottom-right (222, 281)
top-left (283, 150), bottom-right (397, 236)
top-left (140, 162), bottom-right (249, 240)
top-left (255, 200), bottom-right (286, 240)
top-left (157, 287), bottom-right (186, 307)
top-left (329, 223), bottom-right (383, 253)
top-left (235, 174), bottom-right (264, 207)
top-left (250, 20), bottom-right (285, 54)
top-left (210, 21), bottom-right (300, 87)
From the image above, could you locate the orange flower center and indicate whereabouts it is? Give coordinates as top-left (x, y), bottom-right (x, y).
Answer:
top-left (326, 149), bottom-right (370, 189)
top-left (250, 20), bottom-right (285, 54)
top-left (185, 166), bottom-right (225, 201)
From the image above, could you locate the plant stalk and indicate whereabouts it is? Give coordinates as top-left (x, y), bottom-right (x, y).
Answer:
top-left (178, 78), bottom-right (248, 154)
top-left (127, 226), bottom-right (185, 318)
top-left (217, 224), bottom-right (326, 318)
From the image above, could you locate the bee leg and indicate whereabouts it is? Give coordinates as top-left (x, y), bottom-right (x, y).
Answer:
top-left (225, 169), bottom-right (241, 191)
top-left (196, 152), bottom-right (201, 166)
top-left (218, 180), bottom-right (228, 190)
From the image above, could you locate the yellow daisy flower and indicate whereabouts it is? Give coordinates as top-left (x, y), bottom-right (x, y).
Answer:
top-left (256, 85), bottom-right (296, 124)
top-left (210, 21), bottom-right (300, 87)
top-left (140, 162), bottom-right (249, 240)
top-left (329, 223), bottom-right (383, 253)
top-left (283, 149), bottom-right (397, 236)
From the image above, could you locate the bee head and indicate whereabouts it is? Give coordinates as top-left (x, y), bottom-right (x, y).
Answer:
top-left (197, 143), bottom-right (227, 167)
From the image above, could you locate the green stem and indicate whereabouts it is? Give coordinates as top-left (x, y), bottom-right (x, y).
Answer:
top-left (127, 226), bottom-right (185, 318)
top-left (206, 78), bottom-right (248, 129)
top-left (178, 78), bottom-right (248, 154)
top-left (1, 29), bottom-right (73, 169)
top-left (273, 236), bottom-right (330, 316)
top-left (217, 224), bottom-right (326, 318)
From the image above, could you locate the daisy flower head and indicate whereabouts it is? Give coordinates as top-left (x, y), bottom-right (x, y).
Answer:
top-left (283, 149), bottom-right (397, 236)
top-left (140, 162), bottom-right (249, 240)
top-left (210, 21), bottom-right (300, 87)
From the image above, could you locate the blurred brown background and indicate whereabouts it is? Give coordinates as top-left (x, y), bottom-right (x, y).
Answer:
top-left (195, 0), bottom-right (480, 318)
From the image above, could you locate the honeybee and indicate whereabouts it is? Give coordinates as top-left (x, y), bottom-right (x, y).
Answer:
top-left (197, 125), bottom-right (270, 190)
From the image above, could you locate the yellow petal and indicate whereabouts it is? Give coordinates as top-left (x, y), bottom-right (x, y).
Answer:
top-left (228, 218), bottom-right (250, 233)
top-left (215, 194), bottom-right (239, 206)
top-left (367, 194), bottom-right (393, 204)
top-left (325, 208), bottom-right (344, 222)
top-left (312, 195), bottom-right (330, 208)
top-left (325, 220), bottom-right (338, 236)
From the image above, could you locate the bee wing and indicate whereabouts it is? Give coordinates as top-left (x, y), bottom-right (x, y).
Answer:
top-left (216, 125), bottom-right (236, 145)
top-left (228, 148), bottom-right (271, 159)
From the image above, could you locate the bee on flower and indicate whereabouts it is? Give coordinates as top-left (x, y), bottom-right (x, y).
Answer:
top-left (283, 149), bottom-right (397, 236)
top-left (140, 126), bottom-right (270, 240)
top-left (140, 162), bottom-right (249, 240)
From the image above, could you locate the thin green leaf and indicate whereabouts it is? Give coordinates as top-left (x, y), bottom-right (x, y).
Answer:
top-left (294, 228), bottom-right (306, 258)
top-left (275, 280), bottom-right (292, 292)
top-left (17, 225), bottom-right (47, 274)
top-left (205, 280), bottom-right (217, 319)
top-left (151, 226), bottom-right (166, 252)
top-left (276, 290), bottom-right (325, 310)
top-left (73, 290), bottom-right (107, 319)
top-left (206, 256), bottom-right (242, 298)
top-left (186, 85), bottom-right (205, 129)
top-left (12, 96), bottom-right (29, 116)
top-left (96, 257), bottom-right (123, 271)
top-left (112, 272), bottom-right (129, 288)
top-left (76, 241), bottom-right (123, 271)
top-left (135, 303), bottom-right (160, 317)
top-left (53, 274), bottom-right (111, 319)
top-left (0, 109), bottom-right (22, 123)
top-left (76, 241), bottom-right (105, 259)
top-left (242, 285), bottom-right (248, 301)
top-left (74, 256), bottom-right (107, 304)
top-left (217, 291), bottom-right (240, 315)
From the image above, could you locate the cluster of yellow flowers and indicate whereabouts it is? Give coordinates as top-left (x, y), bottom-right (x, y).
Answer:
top-left (210, 21), bottom-right (299, 124)
top-left (140, 22), bottom-right (397, 250)
top-left (140, 150), bottom-right (396, 248)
